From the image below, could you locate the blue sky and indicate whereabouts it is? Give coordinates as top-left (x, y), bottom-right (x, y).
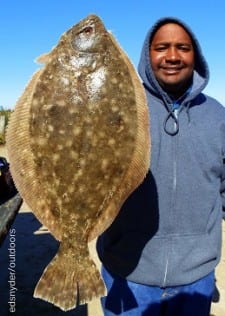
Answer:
top-left (1, 0), bottom-right (225, 109)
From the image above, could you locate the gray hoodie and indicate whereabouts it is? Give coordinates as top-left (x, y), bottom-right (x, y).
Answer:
top-left (97, 17), bottom-right (225, 287)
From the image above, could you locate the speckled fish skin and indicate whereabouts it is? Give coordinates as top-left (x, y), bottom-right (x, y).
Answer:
top-left (6, 14), bottom-right (150, 311)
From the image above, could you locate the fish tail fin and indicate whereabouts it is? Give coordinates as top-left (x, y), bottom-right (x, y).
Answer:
top-left (77, 256), bottom-right (106, 305)
top-left (33, 252), bottom-right (106, 311)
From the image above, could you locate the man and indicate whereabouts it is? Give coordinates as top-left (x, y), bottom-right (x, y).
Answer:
top-left (97, 17), bottom-right (225, 315)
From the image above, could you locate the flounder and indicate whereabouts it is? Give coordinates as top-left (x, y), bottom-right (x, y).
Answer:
top-left (6, 14), bottom-right (150, 311)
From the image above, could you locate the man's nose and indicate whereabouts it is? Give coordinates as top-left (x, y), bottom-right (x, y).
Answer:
top-left (166, 47), bottom-right (180, 61)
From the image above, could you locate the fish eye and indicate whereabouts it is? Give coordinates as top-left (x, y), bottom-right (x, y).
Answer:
top-left (72, 23), bottom-right (97, 51)
top-left (82, 26), bottom-right (94, 35)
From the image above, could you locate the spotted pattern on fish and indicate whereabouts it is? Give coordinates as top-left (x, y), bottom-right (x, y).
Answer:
top-left (6, 14), bottom-right (150, 311)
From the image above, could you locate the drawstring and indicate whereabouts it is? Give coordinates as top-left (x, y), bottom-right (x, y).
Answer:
top-left (161, 93), bottom-right (179, 135)
top-left (162, 97), bottom-right (191, 136)
top-left (163, 110), bottom-right (179, 136)
top-left (185, 101), bottom-right (191, 123)
top-left (150, 83), bottom-right (192, 136)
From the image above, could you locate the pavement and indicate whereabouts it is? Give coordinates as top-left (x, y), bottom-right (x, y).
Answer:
top-left (0, 144), bottom-right (224, 315)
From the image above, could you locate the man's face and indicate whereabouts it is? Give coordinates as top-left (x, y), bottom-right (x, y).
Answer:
top-left (149, 23), bottom-right (195, 98)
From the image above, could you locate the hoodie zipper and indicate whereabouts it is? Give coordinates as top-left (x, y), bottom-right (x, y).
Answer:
top-left (172, 109), bottom-right (179, 191)
top-left (163, 107), bottom-right (179, 287)
top-left (163, 257), bottom-right (169, 286)
top-left (172, 108), bottom-right (179, 194)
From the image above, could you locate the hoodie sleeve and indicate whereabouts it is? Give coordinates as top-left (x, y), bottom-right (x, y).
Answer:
top-left (220, 134), bottom-right (225, 211)
top-left (220, 158), bottom-right (225, 210)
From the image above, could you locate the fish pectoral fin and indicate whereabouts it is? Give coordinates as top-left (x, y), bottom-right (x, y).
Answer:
top-left (33, 252), bottom-right (106, 311)
top-left (35, 52), bottom-right (51, 64)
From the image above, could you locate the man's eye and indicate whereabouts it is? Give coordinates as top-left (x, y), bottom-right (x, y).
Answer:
top-left (178, 45), bottom-right (191, 52)
top-left (154, 46), bottom-right (167, 51)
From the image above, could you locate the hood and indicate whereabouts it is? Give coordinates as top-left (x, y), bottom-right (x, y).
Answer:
top-left (138, 17), bottom-right (209, 103)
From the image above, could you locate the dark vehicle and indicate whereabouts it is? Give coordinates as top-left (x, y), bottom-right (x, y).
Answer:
top-left (0, 156), bottom-right (16, 200)
top-left (0, 157), bottom-right (22, 246)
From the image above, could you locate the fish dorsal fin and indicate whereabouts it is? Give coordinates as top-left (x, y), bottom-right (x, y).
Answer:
top-left (6, 69), bottom-right (62, 240)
